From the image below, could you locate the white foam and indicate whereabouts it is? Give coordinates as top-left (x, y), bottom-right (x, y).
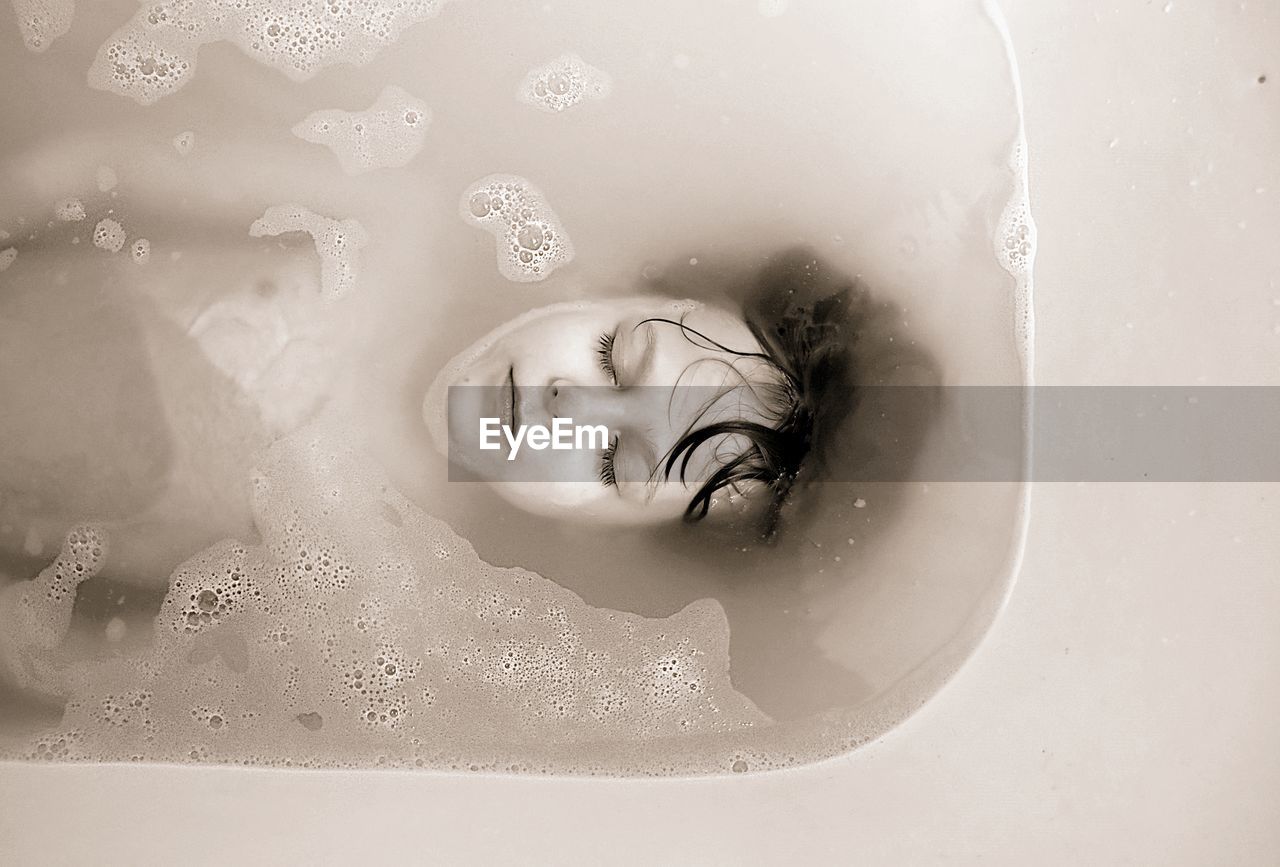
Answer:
top-left (0, 525), bottom-right (108, 694)
top-left (982, 0), bottom-right (1037, 369)
top-left (249, 204), bottom-right (368, 298)
top-left (757, 0), bottom-right (788, 17)
top-left (292, 85), bottom-right (431, 175)
top-left (0, 424), bottom-right (764, 769)
top-left (92, 218), bottom-right (126, 253)
top-left (88, 0), bottom-right (459, 105)
top-left (516, 53), bottom-right (612, 113)
top-left (10, 0), bottom-right (73, 52)
top-left (130, 238), bottom-right (152, 264)
top-left (460, 174), bottom-right (575, 283)
top-left (54, 197), bottom-right (86, 222)
top-left (0, 248), bottom-right (16, 272)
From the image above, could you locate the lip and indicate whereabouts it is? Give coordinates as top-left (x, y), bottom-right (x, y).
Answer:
top-left (503, 364), bottom-right (518, 430)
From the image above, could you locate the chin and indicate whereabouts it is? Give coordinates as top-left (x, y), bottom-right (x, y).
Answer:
top-left (421, 366), bottom-right (452, 455)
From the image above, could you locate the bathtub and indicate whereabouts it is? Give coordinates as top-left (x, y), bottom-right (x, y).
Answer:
top-left (2, 0), bottom-right (1278, 862)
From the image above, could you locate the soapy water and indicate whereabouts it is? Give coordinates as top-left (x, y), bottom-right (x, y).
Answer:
top-left (96, 165), bottom-right (118, 192)
top-left (130, 238), bottom-right (152, 264)
top-left (517, 53), bottom-right (613, 114)
top-left (248, 204), bottom-right (368, 299)
top-left (0, 0), bottom-right (1037, 774)
top-left (91, 217), bottom-right (127, 253)
top-left (54, 197), bottom-right (86, 222)
top-left (10, 0), bottom-right (72, 52)
top-left (171, 130), bottom-right (195, 156)
top-left (292, 85), bottom-right (431, 175)
top-left (460, 174), bottom-right (575, 284)
top-left (87, 0), bottom-right (458, 105)
top-left (1, 423), bottom-right (765, 771)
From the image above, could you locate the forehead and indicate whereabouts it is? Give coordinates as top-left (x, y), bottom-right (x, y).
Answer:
top-left (517, 296), bottom-right (757, 347)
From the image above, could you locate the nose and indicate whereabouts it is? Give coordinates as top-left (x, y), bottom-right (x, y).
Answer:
top-left (537, 378), bottom-right (637, 430)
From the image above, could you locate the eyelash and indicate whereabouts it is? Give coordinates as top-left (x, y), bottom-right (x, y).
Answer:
top-left (598, 434), bottom-right (619, 487)
top-left (595, 330), bottom-right (620, 487)
top-left (596, 330), bottom-right (618, 385)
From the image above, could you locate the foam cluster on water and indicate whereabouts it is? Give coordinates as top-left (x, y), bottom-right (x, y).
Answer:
top-left (131, 238), bottom-right (152, 264)
top-left (516, 53), bottom-right (612, 114)
top-left (0, 525), bottom-right (108, 696)
top-left (0, 248), bottom-right (16, 272)
top-left (87, 0), bottom-right (459, 105)
top-left (249, 204), bottom-right (368, 298)
top-left (54, 198), bottom-right (86, 222)
top-left (994, 138), bottom-right (1037, 354)
top-left (92, 218), bottom-right (127, 253)
top-left (0, 424), bottom-right (764, 771)
top-left (10, 0), bottom-right (73, 52)
top-left (292, 85), bottom-right (431, 175)
top-left (980, 0), bottom-right (1037, 364)
top-left (461, 174), bottom-right (574, 283)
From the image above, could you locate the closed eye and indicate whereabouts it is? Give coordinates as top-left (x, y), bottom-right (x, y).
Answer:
top-left (598, 433), bottom-right (619, 487)
top-left (596, 329), bottom-right (618, 385)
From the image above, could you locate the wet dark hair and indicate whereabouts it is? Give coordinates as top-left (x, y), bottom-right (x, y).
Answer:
top-left (653, 249), bottom-right (859, 541)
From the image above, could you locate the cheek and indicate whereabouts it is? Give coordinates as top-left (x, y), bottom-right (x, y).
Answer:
top-left (507, 320), bottom-right (603, 381)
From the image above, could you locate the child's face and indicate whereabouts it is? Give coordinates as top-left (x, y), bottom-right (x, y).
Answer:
top-left (423, 296), bottom-right (780, 524)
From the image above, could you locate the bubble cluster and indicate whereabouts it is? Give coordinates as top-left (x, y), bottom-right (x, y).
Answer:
top-left (93, 24), bottom-right (197, 106)
top-left (460, 174), bottom-right (574, 283)
top-left (516, 53), bottom-right (612, 114)
top-left (54, 197), bottom-right (86, 222)
top-left (92, 218), bottom-right (127, 253)
top-left (0, 247), bottom-right (16, 272)
top-left (0, 525), bottom-right (107, 694)
top-left (996, 205), bottom-right (1034, 275)
top-left (88, 0), bottom-right (459, 105)
top-left (0, 423), bottom-right (764, 771)
top-left (993, 137), bottom-right (1037, 353)
top-left (249, 204), bottom-right (368, 298)
top-left (172, 130), bottom-right (196, 155)
top-left (292, 85), bottom-right (431, 175)
top-left (10, 0), bottom-right (74, 52)
top-left (130, 238), bottom-right (152, 264)
top-left (757, 0), bottom-right (788, 17)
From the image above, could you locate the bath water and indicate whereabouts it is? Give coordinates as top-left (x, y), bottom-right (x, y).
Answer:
top-left (0, 0), bottom-right (1034, 773)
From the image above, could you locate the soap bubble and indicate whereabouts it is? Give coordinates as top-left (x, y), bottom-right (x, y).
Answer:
top-left (92, 218), bottom-right (126, 253)
top-left (292, 85), bottom-right (431, 175)
top-left (54, 198), bottom-right (86, 222)
top-left (459, 174), bottom-right (574, 283)
top-left (249, 204), bottom-right (369, 298)
top-left (517, 53), bottom-right (613, 113)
